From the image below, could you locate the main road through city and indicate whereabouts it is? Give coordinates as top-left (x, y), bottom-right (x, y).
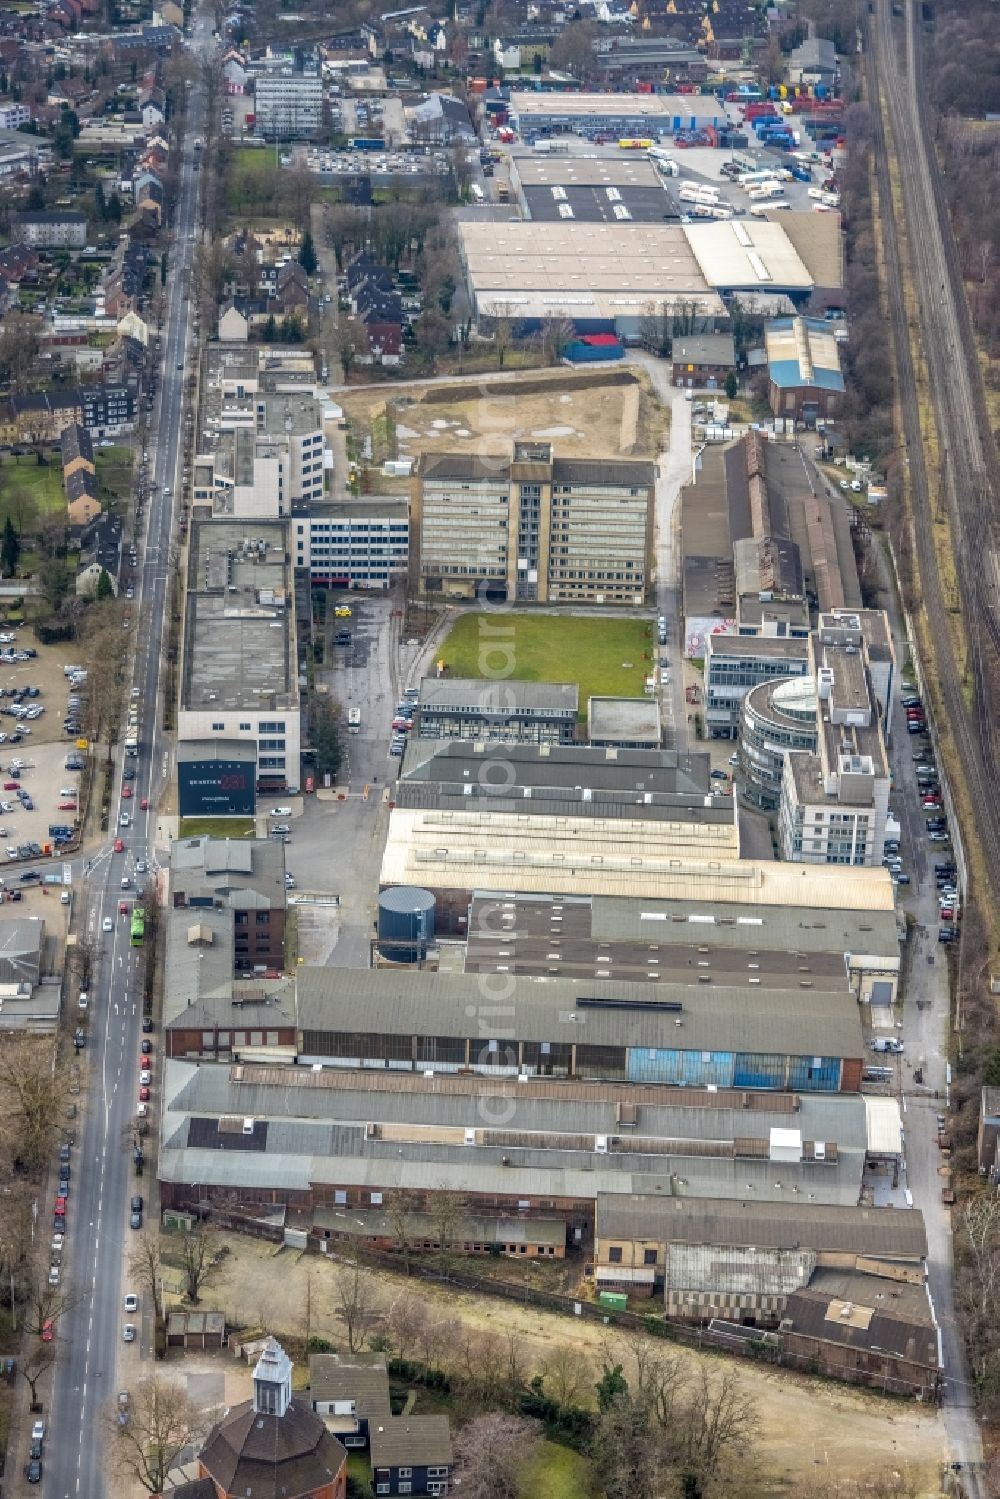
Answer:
top-left (46, 12), bottom-right (214, 1496)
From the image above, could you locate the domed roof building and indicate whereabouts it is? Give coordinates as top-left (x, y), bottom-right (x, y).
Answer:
top-left (196, 1338), bottom-right (347, 1499)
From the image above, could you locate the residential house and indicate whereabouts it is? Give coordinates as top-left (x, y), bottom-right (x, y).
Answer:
top-left (222, 49), bottom-right (248, 93)
top-left (153, 0), bottom-right (184, 24)
top-left (77, 512), bottom-right (121, 594)
top-left (139, 86), bottom-right (166, 127)
top-left (65, 468), bottom-right (101, 527)
top-left (0, 243), bottom-right (39, 285)
top-left (308, 1354), bottom-right (392, 1450)
top-left (370, 1418), bottom-right (452, 1498)
top-left (272, 260), bottom-right (310, 316)
top-left (355, 283), bottom-right (403, 366)
top-left (218, 303), bottom-right (250, 342)
top-left (60, 421), bottom-right (95, 481)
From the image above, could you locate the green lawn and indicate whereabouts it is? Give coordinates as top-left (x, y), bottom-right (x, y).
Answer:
top-left (95, 445), bottom-right (135, 508)
top-left (179, 818), bottom-right (256, 839)
top-left (0, 454), bottom-right (66, 523)
top-left (346, 1452), bottom-right (373, 1497)
top-left (519, 1442), bottom-right (594, 1499)
top-left (437, 612), bottom-right (655, 718)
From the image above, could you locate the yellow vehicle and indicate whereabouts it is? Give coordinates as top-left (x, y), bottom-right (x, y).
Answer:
top-left (618, 138), bottom-right (654, 150)
top-left (335, 606), bottom-right (352, 618)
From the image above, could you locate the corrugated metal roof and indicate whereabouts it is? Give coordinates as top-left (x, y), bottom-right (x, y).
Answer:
top-left (596, 1193), bottom-right (927, 1257)
top-left (864, 1096), bottom-right (903, 1155)
top-left (158, 1143), bottom-right (862, 1206)
top-left (164, 1059), bottom-right (868, 1148)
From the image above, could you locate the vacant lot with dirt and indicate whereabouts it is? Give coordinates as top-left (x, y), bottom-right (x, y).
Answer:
top-left (339, 368), bottom-right (665, 470)
top-left (200, 1237), bottom-right (948, 1497)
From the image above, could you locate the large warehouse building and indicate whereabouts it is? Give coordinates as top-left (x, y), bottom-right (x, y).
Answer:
top-left (457, 218), bottom-right (825, 334)
top-left (457, 221), bottom-right (725, 330)
top-left (507, 91), bottom-right (725, 139)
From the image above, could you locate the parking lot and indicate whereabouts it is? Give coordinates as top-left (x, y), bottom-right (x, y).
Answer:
top-left (0, 633), bottom-right (99, 866)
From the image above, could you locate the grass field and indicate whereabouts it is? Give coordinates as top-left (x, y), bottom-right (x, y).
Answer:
top-left (519, 1442), bottom-right (594, 1499)
top-left (179, 817), bottom-right (256, 839)
top-left (0, 454), bottom-right (65, 523)
top-left (437, 612), bottom-right (654, 716)
top-left (95, 445), bottom-right (134, 507)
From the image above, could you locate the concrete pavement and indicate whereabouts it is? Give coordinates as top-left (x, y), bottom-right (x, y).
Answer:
top-left (626, 351), bottom-right (691, 754)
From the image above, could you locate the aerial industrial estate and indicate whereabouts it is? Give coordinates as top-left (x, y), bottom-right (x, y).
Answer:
top-left (0, 0), bottom-right (993, 1494)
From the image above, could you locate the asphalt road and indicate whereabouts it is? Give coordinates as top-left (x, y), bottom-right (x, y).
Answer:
top-left (44, 16), bottom-right (213, 1497)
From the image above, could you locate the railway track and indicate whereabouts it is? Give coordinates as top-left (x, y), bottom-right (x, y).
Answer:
top-left (865, 0), bottom-right (1000, 899)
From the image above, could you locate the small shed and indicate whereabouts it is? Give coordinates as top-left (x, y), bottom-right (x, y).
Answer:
top-left (166, 1310), bottom-right (226, 1349)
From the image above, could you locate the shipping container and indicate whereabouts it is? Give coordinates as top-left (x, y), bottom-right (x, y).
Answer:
top-left (351, 137), bottom-right (385, 150)
top-left (598, 1291), bottom-right (629, 1312)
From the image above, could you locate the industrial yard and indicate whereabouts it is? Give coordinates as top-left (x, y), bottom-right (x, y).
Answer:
top-left (339, 367), bottom-right (664, 466)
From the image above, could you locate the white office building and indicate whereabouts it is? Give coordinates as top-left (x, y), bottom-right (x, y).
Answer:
top-left (254, 69), bottom-right (323, 140)
top-left (293, 498), bottom-right (409, 590)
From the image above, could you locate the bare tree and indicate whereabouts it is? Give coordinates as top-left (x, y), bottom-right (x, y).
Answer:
top-left (674, 1367), bottom-right (757, 1490)
top-left (333, 1250), bottom-right (378, 1353)
top-left (174, 1225), bottom-right (222, 1305)
top-left (957, 1196), bottom-right (1000, 1321)
top-left (129, 1232), bottom-right (165, 1323)
top-left (0, 1036), bottom-right (62, 1173)
top-left (106, 1375), bottom-right (200, 1494)
top-left (451, 1414), bottom-right (542, 1499)
top-left (21, 1275), bottom-right (81, 1338)
top-left (385, 1290), bottom-right (426, 1362)
top-left (383, 1190), bottom-right (415, 1273)
top-left (19, 1344), bottom-right (55, 1410)
top-left (429, 1188), bottom-right (468, 1264)
top-left (538, 1344), bottom-right (593, 1408)
top-left (0, 1187), bottom-right (33, 1298)
top-left (413, 1313), bottom-right (458, 1374)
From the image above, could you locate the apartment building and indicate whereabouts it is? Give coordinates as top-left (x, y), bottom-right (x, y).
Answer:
top-left (411, 441), bottom-right (655, 604)
top-left (293, 499), bottom-right (409, 590)
top-left (15, 210), bottom-right (86, 248)
top-left (778, 612), bottom-right (894, 867)
top-left (254, 68), bottom-right (324, 139)
top-left (178, 518), bottom-right (301, 795)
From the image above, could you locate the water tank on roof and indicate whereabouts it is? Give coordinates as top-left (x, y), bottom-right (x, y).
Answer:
top-left (377, 885), bottom-right (435, 964)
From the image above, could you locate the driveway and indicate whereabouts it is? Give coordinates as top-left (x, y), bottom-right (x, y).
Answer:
top-left (626, 351), bottom-right (691, 752)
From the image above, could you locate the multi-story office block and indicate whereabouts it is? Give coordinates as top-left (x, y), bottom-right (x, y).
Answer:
top-left (411, 442), bottom-right (654, 604)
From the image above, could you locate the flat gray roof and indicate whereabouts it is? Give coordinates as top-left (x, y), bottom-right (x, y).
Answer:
top-left (587, 696), bottom-right (661, 743)
top-left (464, 892), bottom-right (897, 986)
top-left (181, 518), bottom-right (297, 714)
top-left (596, 1194), bottom-right (927, 1258)
top-left (294, 967), bottom-right (864, 1059)
top-left (417, 677), bottom-right (579, 714)
top-left (513, 153), bottom-right (663, 188)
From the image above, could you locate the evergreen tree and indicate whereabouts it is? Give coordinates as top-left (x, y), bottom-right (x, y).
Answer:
top-left (298, 230), bottom-right (318, 276)
top-left (1, 517), bottom-right (19, 577)
top-left (95, 568), bottom-right (114, 601)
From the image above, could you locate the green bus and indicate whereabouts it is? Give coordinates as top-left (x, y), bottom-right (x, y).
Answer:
top-left (130, 907), bottom-right (145, 947)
